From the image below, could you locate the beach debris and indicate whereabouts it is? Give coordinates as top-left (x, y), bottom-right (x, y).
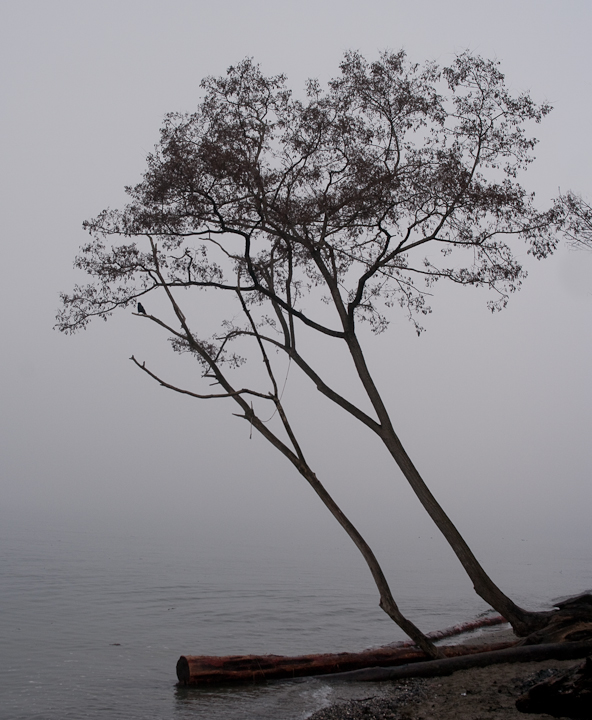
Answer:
top-left (516, 656), bottom-right (592, 718)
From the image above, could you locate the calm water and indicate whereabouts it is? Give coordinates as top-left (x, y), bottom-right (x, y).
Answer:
top-left (1, 515), bottom-right (590, 720)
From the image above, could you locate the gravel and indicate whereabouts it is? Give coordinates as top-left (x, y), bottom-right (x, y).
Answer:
top-left (306, 679), bottom-right (427, 720)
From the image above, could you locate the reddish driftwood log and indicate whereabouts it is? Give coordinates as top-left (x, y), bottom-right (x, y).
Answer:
top-left (176, 640), bottom-right (515, 685)
top-left (176, 615), bottom-right (509, 686)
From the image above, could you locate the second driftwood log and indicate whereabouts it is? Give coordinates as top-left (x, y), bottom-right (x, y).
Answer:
top-left (325, 640), bottom-right (592, 682)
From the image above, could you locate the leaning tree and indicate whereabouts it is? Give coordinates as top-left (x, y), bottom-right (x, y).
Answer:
top-left (57, 51), bottom-right (567, 650)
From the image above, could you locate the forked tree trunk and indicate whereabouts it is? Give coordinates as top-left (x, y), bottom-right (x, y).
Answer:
top-left (143, 305), bottom-right (441, 657)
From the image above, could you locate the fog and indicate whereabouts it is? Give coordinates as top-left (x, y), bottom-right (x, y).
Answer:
top-left (2, 0), bottom-right (591, 588)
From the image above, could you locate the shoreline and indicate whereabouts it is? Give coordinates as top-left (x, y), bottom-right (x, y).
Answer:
top-left (307, 626), bottom-right (582, 720)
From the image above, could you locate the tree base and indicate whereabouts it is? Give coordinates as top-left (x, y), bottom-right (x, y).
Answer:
top-left (521, 594), bottom-right (592, 645)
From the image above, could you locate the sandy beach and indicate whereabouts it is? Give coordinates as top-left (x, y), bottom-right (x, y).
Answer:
top-left (308, 628), bottom-right (585, 720)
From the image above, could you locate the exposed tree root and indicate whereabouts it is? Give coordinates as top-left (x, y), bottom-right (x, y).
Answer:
top-left (520, 594), bottom-right (592, 645)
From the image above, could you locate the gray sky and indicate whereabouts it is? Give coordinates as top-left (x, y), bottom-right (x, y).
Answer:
top-left (1, 0), bottom-right (591, 577)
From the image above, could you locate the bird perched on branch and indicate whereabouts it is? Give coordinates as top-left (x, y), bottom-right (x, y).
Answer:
top-left (137, 302), bottom-right (146, 315)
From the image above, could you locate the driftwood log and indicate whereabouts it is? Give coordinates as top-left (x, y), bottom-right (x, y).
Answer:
top-left (176, 616), bottom-right (511, 686)
top-left (176, 640), bottom-right (517, 685)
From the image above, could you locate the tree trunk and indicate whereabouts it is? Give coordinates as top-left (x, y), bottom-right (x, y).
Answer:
top-left (244, 410), bottom-right (441, 658)
top-left (342, 330), bottom-right (549, 636)
top-left (293, 458), bottom-right (442, 658)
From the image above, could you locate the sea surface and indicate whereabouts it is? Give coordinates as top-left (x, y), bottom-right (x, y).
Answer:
top-left (1, 514), bottom-right (590, 720)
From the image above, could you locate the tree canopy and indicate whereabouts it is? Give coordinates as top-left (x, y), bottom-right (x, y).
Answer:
top-left (59, 51), bottom-right (562, 338)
